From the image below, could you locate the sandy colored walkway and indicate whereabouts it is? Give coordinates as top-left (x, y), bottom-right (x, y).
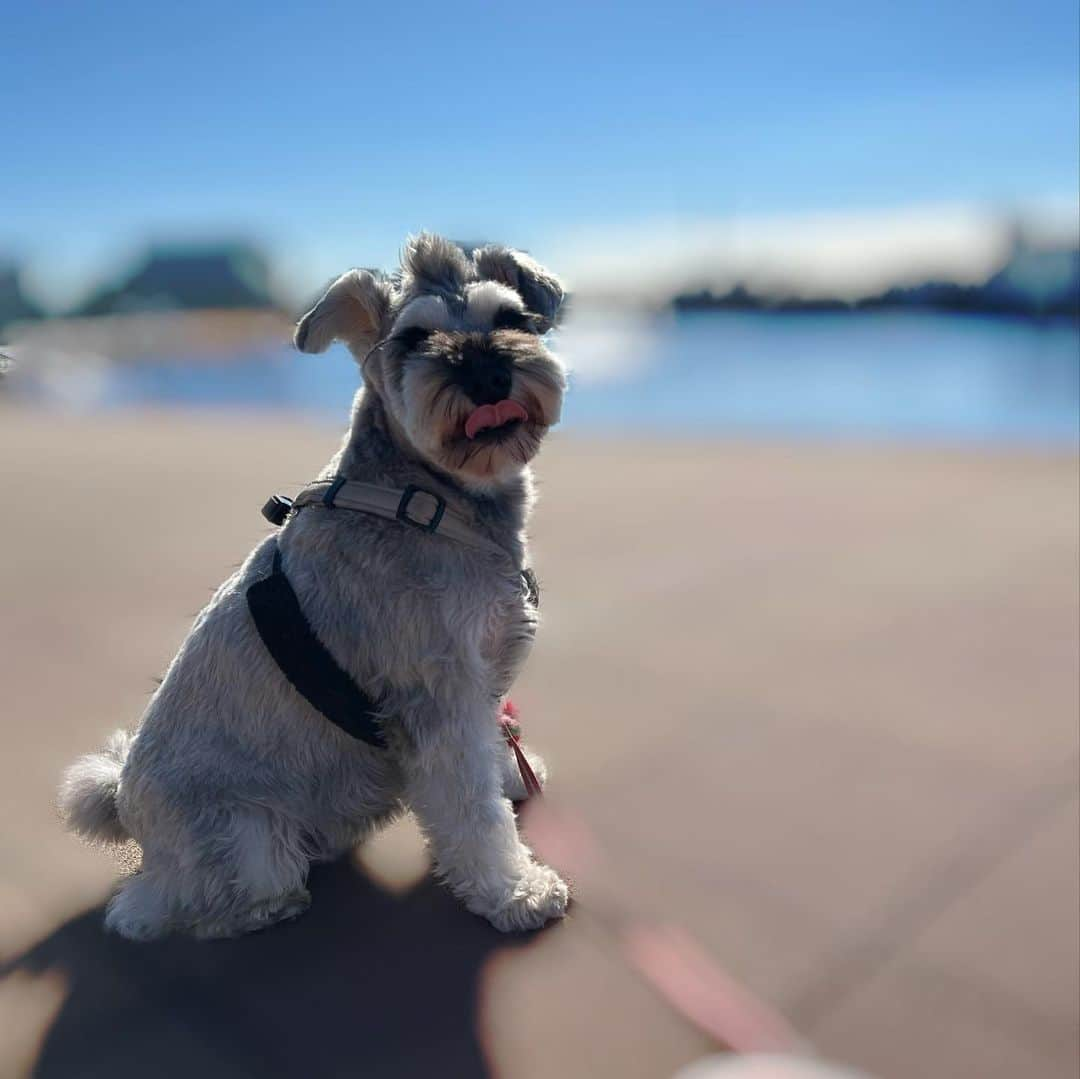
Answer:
top-left (1, 406), bottom-right (1077, 1078)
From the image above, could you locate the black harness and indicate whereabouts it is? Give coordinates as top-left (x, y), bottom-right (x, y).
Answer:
top-left (247, 545), bottom-right (388, 748)
top-left (246, 490), bottom-right (539, 749)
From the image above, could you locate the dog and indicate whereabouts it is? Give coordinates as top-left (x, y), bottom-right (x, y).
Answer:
top-left (59, 234), bottom-right (570, 939)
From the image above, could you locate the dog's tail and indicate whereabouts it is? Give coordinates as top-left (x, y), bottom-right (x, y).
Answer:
top-left (58, 729), bottom-right (134, 844)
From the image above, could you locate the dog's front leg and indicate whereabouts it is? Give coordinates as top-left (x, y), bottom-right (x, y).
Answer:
top-left (402, 693), bottom-right (567, 932)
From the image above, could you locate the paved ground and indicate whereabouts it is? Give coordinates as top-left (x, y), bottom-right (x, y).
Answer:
top-left (1, 407), bottom-right (1077, 1078)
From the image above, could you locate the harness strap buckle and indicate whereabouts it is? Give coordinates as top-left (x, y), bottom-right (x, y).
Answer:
top-left (261, 494), bottom-right (294, 527)
top-left (396, 485), bottom-right (447, 534)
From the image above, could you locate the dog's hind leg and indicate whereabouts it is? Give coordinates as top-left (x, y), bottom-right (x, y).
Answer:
top-left (181, 805), bottom-right (312, 939)
top-left (110, 804), bottom-right (311, 940)
top-left (105, 867), bottom-right (174, 941)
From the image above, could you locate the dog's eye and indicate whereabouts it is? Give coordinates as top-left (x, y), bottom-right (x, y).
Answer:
top-left (492, 306), bottom-right (537, 333)
top-left (395, 326), bottom-right (432, 351)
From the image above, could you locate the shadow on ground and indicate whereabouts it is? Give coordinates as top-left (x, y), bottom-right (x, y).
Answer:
top-left (3, 858), bottom-right (533, 1079)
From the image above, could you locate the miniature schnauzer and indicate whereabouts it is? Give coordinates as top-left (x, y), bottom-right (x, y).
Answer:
top-left (59, 234), bottom-right (570, 939)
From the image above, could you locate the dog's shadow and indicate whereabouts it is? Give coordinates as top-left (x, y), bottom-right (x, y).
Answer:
top-left (4, 858), bottom-right (535, 1079)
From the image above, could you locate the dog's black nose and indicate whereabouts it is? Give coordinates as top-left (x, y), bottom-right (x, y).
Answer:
top-left (457, 351), bottom-right (513, 405)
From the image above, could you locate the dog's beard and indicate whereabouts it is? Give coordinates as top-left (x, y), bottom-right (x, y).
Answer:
top-left (396, 355), bottom-right (563, 481)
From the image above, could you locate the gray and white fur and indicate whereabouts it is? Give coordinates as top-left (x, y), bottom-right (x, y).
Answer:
top-left (59, 233), bottom-right (570, 939)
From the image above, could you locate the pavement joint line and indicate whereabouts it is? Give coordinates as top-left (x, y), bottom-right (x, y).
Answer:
top-left (784, 751), bottom-right (1080, 1032)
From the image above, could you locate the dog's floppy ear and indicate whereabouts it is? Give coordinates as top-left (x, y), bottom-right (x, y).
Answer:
top-left (294, 269), bottom-right (393, 359)
top-left (473, 246), bottom-right (565, 332)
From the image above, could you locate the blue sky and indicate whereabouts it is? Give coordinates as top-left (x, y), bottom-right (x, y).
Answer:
top-left (4, 0), bottom-right (1078, 307)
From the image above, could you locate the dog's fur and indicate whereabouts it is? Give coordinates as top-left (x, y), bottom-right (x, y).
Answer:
top-left (59, 234), bottom-right (570, 939)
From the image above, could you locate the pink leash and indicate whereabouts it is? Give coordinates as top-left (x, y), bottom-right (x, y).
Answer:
top-left (500, 699), bottom-right (544, 800)
top-left (503, 698), bottom-right (806, 1057)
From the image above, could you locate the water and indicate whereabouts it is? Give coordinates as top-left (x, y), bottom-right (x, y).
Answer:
top-left (562, 312), bottom-right (1079, 443)
top-left (11, 311), bottom-right (1079, 445)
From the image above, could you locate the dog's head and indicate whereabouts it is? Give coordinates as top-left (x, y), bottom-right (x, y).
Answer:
top-left (295, 234), bottom-right (566, 486)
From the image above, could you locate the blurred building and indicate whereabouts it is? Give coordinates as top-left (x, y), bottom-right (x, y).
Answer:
top-left (0, 262), bottom-right (43, 333)
top-left (77, 242), bottom-right (277, 316)
top-left (983, 238), bottom-right (1080, 316)
top-left (671, 232), bottom-right (1080, 319)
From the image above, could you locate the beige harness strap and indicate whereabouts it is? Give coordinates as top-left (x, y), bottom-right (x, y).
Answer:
top-left (290, 479), bottom-right (514, 561)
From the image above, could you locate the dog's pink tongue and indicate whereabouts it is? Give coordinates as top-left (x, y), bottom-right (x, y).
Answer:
top-left (465, 404), bottom-right (496, 440)
top-left (464, 399), bottom-right (528, 440)
top-left (494, 399), bottom-right (528, 426)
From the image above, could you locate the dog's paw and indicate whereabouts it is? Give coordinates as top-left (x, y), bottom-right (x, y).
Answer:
top-left (105, 876), bottom-right (170, 941)
top-left (502, 745), bottom-right (548, 802)
top-left (482, 863), bottom-right (569, 932)
top-left (105, 904), bottom-right (168, 942)
top-left (192, 889), bottom-right (312, 939)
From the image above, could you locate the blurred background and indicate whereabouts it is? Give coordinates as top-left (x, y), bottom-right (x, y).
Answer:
top-left (1, 3), bottom-right (1077, 1078)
